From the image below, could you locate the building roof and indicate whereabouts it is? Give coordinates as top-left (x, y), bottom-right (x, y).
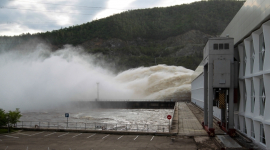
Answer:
top-left (220, 0), bottom-right (270, 45)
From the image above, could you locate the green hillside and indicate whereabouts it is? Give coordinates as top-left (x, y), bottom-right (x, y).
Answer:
top-left (38, 1), bottom-right (243, 45)
top-left (0, 0), bottom-right (245, 71)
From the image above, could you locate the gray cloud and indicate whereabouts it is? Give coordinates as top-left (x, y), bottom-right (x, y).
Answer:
top-left (0, 0), bottom-right (198, 36)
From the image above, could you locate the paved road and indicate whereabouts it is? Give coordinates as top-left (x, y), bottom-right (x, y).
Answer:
top-left (0, 131), bottom-right (197, 150)
top-left (178, 103), bottom-right (207, 136)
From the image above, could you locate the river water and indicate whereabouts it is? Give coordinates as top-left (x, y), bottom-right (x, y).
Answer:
top-left (20, 108), bottom-right (173, 125)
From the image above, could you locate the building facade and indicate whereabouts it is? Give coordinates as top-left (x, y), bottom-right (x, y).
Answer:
top-left (191, 0), bottom-right (270, 149)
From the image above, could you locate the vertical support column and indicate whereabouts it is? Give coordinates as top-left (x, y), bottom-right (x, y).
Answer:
top-left (221, 108), bottom-right (226, 125)
top-left (208, 63), bottom-right (214, 129)
top-left (218, 89), bottom-right (227, 131)
top-left (202, 63), bottom-right (215, 136)
top-left (229, 88), bottom-right (234, 128)
top-left (203, 65), bottom-right (208, 126)
top-left (228, 62), bottom-right (236, 136)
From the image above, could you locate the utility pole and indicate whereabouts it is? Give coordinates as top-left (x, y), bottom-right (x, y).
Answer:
top-left (96, 82), bottom-right (99, 101)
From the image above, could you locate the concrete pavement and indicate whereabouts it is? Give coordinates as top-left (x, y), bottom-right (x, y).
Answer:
top-left (177, 102), bottom-right (207, 136)
top-left (0, 131), bottom-right (197, 150)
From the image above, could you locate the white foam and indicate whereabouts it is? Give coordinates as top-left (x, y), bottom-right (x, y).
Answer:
top-left (0, 45), bottom-right (194, 110)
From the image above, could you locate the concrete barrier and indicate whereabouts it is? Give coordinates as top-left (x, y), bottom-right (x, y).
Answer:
top-left (170, 102), bottom-right (179, 133)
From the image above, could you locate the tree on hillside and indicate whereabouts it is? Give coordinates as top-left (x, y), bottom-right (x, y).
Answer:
top-left (0, 1), bottom-right (245, 46)
top-left (0, 1), bottom-right (245, 71)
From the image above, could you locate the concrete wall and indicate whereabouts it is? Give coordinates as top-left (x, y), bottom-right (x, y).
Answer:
top-left (88, 101), bottom-right (175, 109)
top-left (191, 73), bottom-right (204, 109)
top-left (191, 72), bottom-right (222, 120)
top-left (234, 20), bottom-right (270, 149)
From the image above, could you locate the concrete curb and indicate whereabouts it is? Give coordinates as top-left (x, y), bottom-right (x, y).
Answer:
top-left (15, 128), bottom-right (177, 136)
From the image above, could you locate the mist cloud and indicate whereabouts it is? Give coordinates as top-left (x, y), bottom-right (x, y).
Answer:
top-left (0, 45), bottom-right (133, 110)
top-left (0, 44), bottom-right (194, 111)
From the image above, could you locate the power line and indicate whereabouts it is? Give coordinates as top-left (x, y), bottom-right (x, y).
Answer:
top-left (0, 6), bottom-right (93, 15)
top-left (8, 0), bottom-right (128, 10)
top-left (0, 21), bottom-right (84, 24)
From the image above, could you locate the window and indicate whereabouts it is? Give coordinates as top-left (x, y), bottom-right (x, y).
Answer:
top-left (236, 88), bottom-right (240, 111)
top-left (243, 46), bottom-right (246, 76)
top-left (243, 118), bottom-right (247, 134)
top-left (219, 44), bottom-right (224, 50)
top-left (237, 117), bottom-right (240, 130)
top-left (225, 43), bottom-right (229, 49)
top-left (251, 121), bottom-right (255, 138)
top-left (244, 82), bottom-right (247, 112)
top-left (259, 33), bottom-right (265, 71)
top-left (260, 78), bottom-right (265, 116)
top-left (213, 43), bottom-right (229, 50)
top-left (214, 44), bottom-right (218, 50)
top-left (260, 124), bottom-right (266, 144)
top-left (251, 80), bottom-right (255, 113)
top-left (250, 40), bottom-right (255, 73)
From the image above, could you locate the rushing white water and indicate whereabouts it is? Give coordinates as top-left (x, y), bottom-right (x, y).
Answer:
top-left (20, 108), bottom-right (174, 126)
top-left (0, 44), bottom-right (194, 111)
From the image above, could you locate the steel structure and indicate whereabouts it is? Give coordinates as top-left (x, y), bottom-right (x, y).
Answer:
top-left (201, 38), bottom-right (237, 136)
top-left (191, 0), bottom-right (270, 149)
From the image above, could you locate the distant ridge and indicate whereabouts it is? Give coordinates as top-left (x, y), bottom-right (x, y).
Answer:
top-left (0, 0), bottom-right (244, 71)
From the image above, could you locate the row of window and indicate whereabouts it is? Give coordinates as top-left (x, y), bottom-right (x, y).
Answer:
top-left (242, 33), bottom-right (265, 75)
top-left (248, 78), bottom-right (266, 116)
top-left (240, 118), bottom-right (265, 145)
top-left (213, 43), bottom-right (230, 50)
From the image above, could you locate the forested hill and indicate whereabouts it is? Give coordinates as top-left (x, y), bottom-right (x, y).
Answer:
top-left (0, 0), bottom-right (245, 71)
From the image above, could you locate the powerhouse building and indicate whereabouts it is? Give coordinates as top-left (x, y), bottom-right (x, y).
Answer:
top-left (191, 0), bottom-right (270, 149)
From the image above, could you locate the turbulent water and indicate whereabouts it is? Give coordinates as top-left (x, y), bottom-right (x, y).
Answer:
top-left (20, 108), bottom-right (173, 125)
top-left (0, 44), bottom-right (193, 111)
top-left (0, 44), bottom-right (193, 124)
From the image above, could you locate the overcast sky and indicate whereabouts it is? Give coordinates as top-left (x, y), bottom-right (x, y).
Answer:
top-left (0, 0), bottom-right (200, 36)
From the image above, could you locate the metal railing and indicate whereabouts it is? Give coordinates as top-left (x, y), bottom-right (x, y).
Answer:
top-left (94, 98), bottom-right (190, 102)
top-left (16, 121), bottom-right (171, 133)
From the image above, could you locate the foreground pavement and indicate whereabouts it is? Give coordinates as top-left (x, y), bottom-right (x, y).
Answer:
top-left (177, 102), bottom-right (208, 136)
top-left (0, 131), bottom-right (197, 150)
top-left (0, 102), bottom-right (250, 149)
